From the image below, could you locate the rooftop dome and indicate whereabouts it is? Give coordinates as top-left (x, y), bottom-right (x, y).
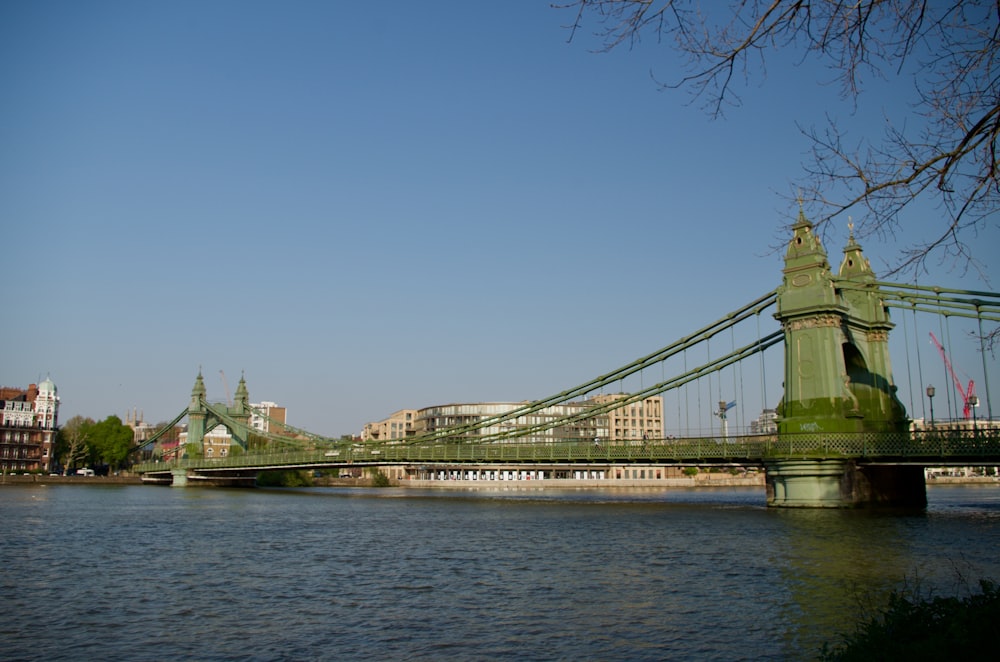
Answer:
top-left (38, 377), bottom-right (57, 394)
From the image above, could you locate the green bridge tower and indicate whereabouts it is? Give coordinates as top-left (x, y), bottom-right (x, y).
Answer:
top-left (186, 370), bottom-right (251, 451)
top-left (768, 212), bottom-right (924, 507)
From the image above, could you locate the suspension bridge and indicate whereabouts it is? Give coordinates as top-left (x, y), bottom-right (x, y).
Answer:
top-left (132, 213), bottom-right (1000, 507)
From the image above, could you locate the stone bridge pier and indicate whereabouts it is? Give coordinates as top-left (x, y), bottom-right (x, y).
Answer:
top-left (764, 459), bottom-right (926, 508)
top-left (169, 468), bottom-right (258, 487)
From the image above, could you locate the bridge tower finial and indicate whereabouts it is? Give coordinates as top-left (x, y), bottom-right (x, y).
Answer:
top-left (839, 217), bottom-right (873, 280)
top-left (191, 371), bottom-right (207, 401)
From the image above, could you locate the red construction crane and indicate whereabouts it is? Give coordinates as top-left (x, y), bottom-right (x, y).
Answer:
top-left (929, 332), bottom-right (976, 419)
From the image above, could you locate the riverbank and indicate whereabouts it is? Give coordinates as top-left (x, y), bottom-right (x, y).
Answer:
top-left (0, 474), bottom-right (364, 488)
top-left (0, 473), bottom-right (767, 489)
top-left (927, 475), bottom-right (1000, 485)
top-left (391, 475), bottom-right (767, 489)
top-left (0, 473), bottom-right (142, 486)
top-left (4, 472), bottom-right (996, 488)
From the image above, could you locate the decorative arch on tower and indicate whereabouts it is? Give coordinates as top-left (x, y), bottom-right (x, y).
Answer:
top-left (186, 370), bottom-right (252, 452)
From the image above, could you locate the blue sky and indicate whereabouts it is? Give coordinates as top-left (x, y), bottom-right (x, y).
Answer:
top-left (3, 1), bottom-right (997, 435)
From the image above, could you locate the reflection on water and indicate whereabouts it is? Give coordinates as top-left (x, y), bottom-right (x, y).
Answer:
top-left (1, 484), bottom-right (997, 661)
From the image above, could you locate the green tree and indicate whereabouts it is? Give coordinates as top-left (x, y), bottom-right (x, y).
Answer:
top-left (86, 415), bottom-right (135, 470)
top-left (561, 1), bottom-right (999, 277)
top-left (55, 415), bottom-right (93, 472)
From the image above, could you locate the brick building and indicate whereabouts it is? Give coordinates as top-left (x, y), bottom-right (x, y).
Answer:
top-left (1, 377), bottom-right (60, 473)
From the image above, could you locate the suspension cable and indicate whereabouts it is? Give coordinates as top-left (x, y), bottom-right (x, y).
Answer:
top-left (901, 303), bottom-right (921, 421)
top-left (976, 305), bottom-right (993, 420)
top-left (940, 313), bottom-right (956, 420)
top-left (757, 310), bottom-right (768, 418)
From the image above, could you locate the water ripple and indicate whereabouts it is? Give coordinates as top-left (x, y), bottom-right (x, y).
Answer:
top-left (1, 484), bottom-right (998, 660)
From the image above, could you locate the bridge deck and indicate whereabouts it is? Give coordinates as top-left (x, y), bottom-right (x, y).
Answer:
top-left (134, 430), bottom-right (1000, 475)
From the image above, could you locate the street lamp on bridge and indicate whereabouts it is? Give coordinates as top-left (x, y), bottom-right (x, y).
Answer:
top-left (969, 394), bottom-right (979, 434)
top-left (718, 401), bottom-right (728, 440)
top-left (926, 385), bottom-right (935, 428)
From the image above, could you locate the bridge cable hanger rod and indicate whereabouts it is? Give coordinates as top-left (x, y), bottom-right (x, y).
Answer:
top-left (404, 290), bottom-right (778, 445)
top-left (479, 331), bottom-right (784, 443)
top-left (446, 330), bottom-right (784, 444)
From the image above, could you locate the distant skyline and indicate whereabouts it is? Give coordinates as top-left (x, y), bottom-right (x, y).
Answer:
top-left (3, 1), bottom-right (996, 436)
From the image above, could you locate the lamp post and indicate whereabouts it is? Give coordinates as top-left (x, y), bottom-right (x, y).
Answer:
top-left (969, 394), bottom-right (979, 434)
top-left (718, 401), bottom-right (728, 440)
top-left (926, 385), bottom-right (935, 428)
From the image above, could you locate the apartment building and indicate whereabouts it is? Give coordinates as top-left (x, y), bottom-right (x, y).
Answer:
top-left (250, 401), bottom-right (287, 435)
top-left (412, 401), bottom-right (599, 442)
top-left (587, 394), bottom-right (664, 442)
top-left (1, 378), bottom-right (60, 473)
top-left (362, 409), bottom-right (417, 442)
top-left (363, 395), bottom-right (664, 444)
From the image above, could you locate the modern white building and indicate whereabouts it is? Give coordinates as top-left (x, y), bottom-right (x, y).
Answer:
top-left (363, 395), bottom-right (664, 445)
top-left (750, 408), bottom-right (778, 435)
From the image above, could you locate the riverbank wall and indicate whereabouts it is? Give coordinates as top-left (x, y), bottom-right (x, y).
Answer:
top-left (392, 475), bottom-right (767, 489)
top-left (927, 475), bottom-right (1000, 485)
top-left (0, 473), bottom-right (142, 486)
top-left (4, 472), bottom-right (995, 488)
top-left (1, 473), bottom-right (767, 489)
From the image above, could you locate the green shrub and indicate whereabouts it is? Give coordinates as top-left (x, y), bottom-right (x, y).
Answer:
top-left (368, 469), bottom-right (391, 487)
top-left (256, 470), bottom-right (313, 487)
top-left (821, 579), bottom-right (1000, 660)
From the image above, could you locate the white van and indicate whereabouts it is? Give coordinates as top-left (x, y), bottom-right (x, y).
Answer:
top-left (76, 468), bottom-right (95, 477)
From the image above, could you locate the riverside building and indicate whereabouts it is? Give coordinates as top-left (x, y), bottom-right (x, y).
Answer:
top-left (361, 409), bottom-right (417, 442)
top-left (250, 401), bottom-right (287, 434)
top-left (1, 378), bottom-right (60, 473)
top-left (411, 401), bottom-right (601, 443)
top-left (364, 395), bottom-right (664, 444)
top-left (362, 395), bottom-right (671, 482)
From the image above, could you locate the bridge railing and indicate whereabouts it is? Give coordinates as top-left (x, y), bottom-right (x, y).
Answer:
top-left (131, 427), bottom-right (1000, 474)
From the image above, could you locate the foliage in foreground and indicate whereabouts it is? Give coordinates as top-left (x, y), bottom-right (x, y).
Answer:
top-left (820, 579), bottom-right (999, 661)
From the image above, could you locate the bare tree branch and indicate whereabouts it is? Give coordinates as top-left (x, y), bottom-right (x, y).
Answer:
top-left (557, 1), bottom-right (1000, 278)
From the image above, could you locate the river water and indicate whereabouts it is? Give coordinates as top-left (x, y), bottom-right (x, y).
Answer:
top-left (2, 484), bottom-right (999, 661)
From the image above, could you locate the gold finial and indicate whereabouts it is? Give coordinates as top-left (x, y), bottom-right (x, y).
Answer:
top-left (847, 217), bottom-right (854, 240)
